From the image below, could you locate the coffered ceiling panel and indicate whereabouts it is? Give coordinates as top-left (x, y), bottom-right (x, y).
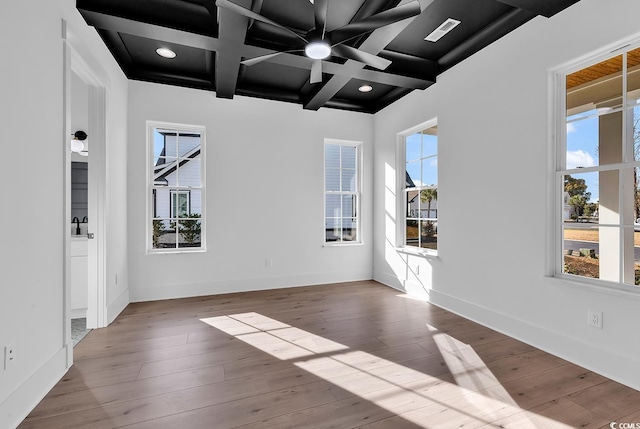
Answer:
top-left (78, 0), bottom-right (581, 113)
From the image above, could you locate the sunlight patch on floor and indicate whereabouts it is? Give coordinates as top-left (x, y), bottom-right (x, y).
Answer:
top-left (201, 314), bottom-right (348, 359)
top-left (201, 313), bottom-right (571, 428)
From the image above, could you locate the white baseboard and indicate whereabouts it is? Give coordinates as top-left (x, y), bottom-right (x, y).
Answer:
top-left (107, 288), bottom-right (130, 324)
top-left (130, 270), bottom-right (372, 302)
top-left (373, 270), bottom-right (405, 291)
top-left (373, 271), bottom-right (433, 301)
top-left (427, 288), bottom-right (640, 392)
top-left (374, 271), bottom-right (640, 392)
top-left (0, 347), bottom-right (69, 429)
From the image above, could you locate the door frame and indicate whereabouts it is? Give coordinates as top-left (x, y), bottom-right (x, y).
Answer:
top-left (62, 20), bottom-right (108, 365)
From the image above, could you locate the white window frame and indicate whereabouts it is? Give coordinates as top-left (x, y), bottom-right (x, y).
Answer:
top-left (147, 121), bottom-right (206, 253)
top-left (551, 40), bottom-right (640, 293)
top-left (323, 139), bottom-right (362, 245)
top-left (397, 118), bottom-right (438, 256)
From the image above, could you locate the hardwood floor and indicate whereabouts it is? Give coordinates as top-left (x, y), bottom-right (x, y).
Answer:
top-left (19, 281), bottom-right (640, 428)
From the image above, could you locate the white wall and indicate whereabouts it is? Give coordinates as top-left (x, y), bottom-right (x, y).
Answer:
top-left (4, 0), bottom-right (639, 425)
top-left (128, 81), bottom-right (374, 301)
top-left (101, 36), bottom-right (130, 328)
top-left (373, 0), bottom-right (640, 391)
top-left (0, 1), bottom-right (128, 427)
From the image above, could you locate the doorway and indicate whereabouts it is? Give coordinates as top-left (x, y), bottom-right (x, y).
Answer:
top-left (69, 70), bottom-right (91, 344)
top-left (63, 30), bottom-right (108, 363)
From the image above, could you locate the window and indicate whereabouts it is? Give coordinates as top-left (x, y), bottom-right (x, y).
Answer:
top-left (402, 121), bottom-right (438, 251)
top-left (324, 140), bottom-right (361, 244)
top-left (556, 45), bottom-right (640, 287)
top-left (170, 191), bottom-right (190, 219)
top-left (149, 122), bottom-right (204, 251)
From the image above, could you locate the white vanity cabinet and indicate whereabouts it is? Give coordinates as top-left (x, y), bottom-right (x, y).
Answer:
top-left (70, 236), bottom-right (88, 318)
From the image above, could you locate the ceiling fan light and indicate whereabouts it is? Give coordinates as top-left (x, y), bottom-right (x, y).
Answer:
top-left (358, 84), bottom-right (373, 93)
top-left (156, 47), bottom-right (176, 59)
top-left (305, 42), bottom-right (331, 60)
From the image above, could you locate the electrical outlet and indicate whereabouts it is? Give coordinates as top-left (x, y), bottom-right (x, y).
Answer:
top-left (588, 309), bottom-right (603, 329)
top-left (4, 344), bottom-right (15, 369)
top-left (415, 265), bottom-right (420, 275)
top-left (265, 258), bottom-right (272, 268)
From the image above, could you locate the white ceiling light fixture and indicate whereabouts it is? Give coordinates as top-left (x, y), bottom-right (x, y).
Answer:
top-left (71, 130), bottom-right (88, 156)
top-left (425, 18), bottom-right (461, 42)
top-left (305, 41), bottom-right (331, 60)
top-left (216, 0), bottom-right (420, 84)
top-left (358, 84), bottom-right (373, 93)
top-left (156, 47), bottom-right (177, 59)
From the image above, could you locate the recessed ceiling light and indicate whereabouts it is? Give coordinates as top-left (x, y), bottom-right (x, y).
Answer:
top-left (156, 47), bottom-right (176, 59)
top-left (305, 41), bottom-right (331, 60)
top-left (358, 84), bottom-right (373, 93)
top-left (425, 18), bottom-right (461, 42)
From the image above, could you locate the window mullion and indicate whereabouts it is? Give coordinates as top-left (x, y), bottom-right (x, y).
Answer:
top-left (400, 121), bottom-right (437, 252)
top-left (557, 45), bottom-right (640, 288)
top-left (622, 52), bottom-right (631, 283)
top-left (324, 141), bottom-right (361, 244)
top-left (148, 124), bottom-right (204, 252)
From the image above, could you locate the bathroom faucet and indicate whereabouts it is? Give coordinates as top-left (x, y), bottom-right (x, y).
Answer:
top-left (72, 217), bottom-right (81, 235)
top-left (82, 216), bottom-right (88, 223)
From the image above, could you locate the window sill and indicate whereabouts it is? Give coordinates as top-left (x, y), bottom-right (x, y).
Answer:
top-left (396, 246), bottom-right (438, 258)
top-left (544, 274), bottom-right (640, 301)
top-left (146, 248), bottom-right (206, 255)
top-left (323, 241), bottom-right (364, 247)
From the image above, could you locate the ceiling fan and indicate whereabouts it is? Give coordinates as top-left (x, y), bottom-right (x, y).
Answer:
top-left (216, 0), bottom-right (422, 84)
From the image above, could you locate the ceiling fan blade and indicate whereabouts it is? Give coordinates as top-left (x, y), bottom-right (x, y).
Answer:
top-left (332, 45), bottom-right (392, 70)
top-left (313, 0), bottom-right (328, 37)
top-left (328, 0), bottom-right (421, 45)
top-left (310, 59), bottom-right (322, 84)
top-left (241, 49), bottom-right (303, 66)
top-left (216, 0), bottom-right (308, 43)
top-left (241, 52), bottom-right (284, 66)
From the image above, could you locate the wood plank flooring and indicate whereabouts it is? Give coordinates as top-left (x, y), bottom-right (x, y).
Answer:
top-left (19, 281), bottom-right (640, 428)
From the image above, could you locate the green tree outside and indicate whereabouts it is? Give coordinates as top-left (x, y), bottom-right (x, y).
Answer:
top-left (564, 176), bottom-right (591, 220)
top-left (420, 188), bottom-right (437, 237)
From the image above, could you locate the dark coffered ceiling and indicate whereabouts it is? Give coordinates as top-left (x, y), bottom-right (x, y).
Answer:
top-left (78, 0), bottom-right (580, 113)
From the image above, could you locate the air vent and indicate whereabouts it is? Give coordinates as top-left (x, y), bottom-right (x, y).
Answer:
top-left (425, 18), bottom-right (461, 42)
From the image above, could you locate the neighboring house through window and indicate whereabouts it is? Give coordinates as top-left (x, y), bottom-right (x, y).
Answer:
top-left (556, 44), bottom-right (640, 288)
top-left (171, 190), bottom-right (190, 219)
top-left (149, 122), bottom-right (205, 251)
top-left (324, 140), bottom-right (361, 244)
top-left (401, 120), bottom-right (438, 252)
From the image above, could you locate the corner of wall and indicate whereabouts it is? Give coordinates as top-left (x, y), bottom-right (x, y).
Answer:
top-left (108, 288), bottom-right (130, 324)
top-left (0, 348), bottom-right (69, 429)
